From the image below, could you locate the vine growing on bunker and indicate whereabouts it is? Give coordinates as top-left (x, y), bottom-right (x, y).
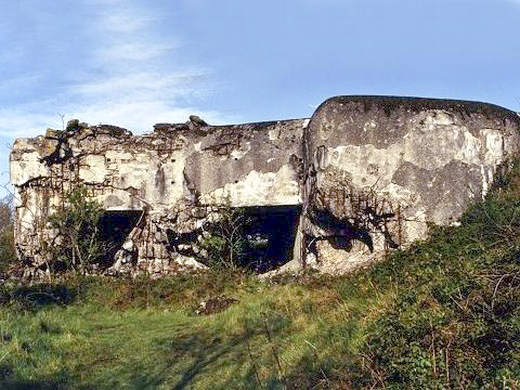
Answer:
top-left (310, 176), bottom-right (402, 252)
top-left (47, 186), bottom-right (114, 273)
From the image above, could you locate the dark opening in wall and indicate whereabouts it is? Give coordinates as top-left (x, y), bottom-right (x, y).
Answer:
top-left (195, 205), bottom-right (300, 273)
top-left (97, 210), bottom-right (143, 268)
top-left (166, 229), bottom-right (198, 257)
top-left (242, 205), bottom-right (301, 273)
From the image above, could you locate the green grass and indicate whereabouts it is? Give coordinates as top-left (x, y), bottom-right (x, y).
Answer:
top-left (1, 164), bottom-right (520, 388)
top-left (0, 274), bottom-right (362, 389)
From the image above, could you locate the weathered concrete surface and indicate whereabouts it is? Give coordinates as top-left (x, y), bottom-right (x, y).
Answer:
top-left (10, 96), bottom-right (520, 277)
top-left (10, 119), bottom-right (306, 277)
top-left (297, 96), bottom-right (520, 273)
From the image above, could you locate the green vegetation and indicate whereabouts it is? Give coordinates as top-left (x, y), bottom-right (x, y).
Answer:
top-left (0, 196), bottom-right (16, 275)
top-left (199, 205), bottom-right (254, 270)
top-left (46, 186), bottom-right (115, 273)
top-left (1, 162), bottom-right (520, 388)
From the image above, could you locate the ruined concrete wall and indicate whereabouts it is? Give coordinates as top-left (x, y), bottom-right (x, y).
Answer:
top-left (10, 119), bottom-right (306, 276)
top-left (10, 96), bottom-right (520, 277)
top-left (298, 96), bottom-right (520, 273)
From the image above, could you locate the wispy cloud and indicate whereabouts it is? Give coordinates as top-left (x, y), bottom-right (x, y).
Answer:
top-left (0, 0), bottom-right (230, 196)
top-left (0, 0), bottom-right (230, 139)
top-left (72, 72), bottom-right (206, 101)
top-left (100, 11), bottom-right (156, 33)
top-left (71, 0), bottom-right (226, 128)
top-left (95, 42), bottom-right (180, 63)
top-left (0, 107), bottom-right (63, 138)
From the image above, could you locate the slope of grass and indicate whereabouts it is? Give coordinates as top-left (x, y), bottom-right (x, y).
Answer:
top-left (1, 163), bottom-right (520, 388)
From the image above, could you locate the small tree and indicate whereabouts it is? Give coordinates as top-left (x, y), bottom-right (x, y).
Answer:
top-left (199, 205), bottom-right (254, 270)
top-left (48, 186), bottom-right (107, 273)
top-left (0, 196), bottom-right (16, 274)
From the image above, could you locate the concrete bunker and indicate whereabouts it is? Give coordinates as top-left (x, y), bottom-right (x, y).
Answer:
top-left (295, 96), bottom-right (520, 273)
top-left (9, 96), bottom-right (520, 277)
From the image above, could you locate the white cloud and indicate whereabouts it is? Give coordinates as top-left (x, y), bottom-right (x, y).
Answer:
top-left (0, 105), bottom-right (63, 138)
top-left (100, 12), bottom-right (156, 33)
top-left (0, 0), bottom-right (232, 140)
top-left (95, 42), bottom-right (179, 63)
top-left (72, 71), bottom-right (206, 98)
top-left (0, 95), bottom-right (228, 138)
top-left (73, 101), bottom-right (228, 133)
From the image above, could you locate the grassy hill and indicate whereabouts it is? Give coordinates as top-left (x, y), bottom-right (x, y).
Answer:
top-left (1, 163), bottom-right (520, 389)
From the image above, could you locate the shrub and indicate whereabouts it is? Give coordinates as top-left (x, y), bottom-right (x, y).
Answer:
top-left (199, 205), bottom-right (254, 270)
top-left (0, 196), bottom-right (16, 274)
top-left (346, 158), bottom-right (520, 388)
top-left (47, 186), bottom-right (113, 273)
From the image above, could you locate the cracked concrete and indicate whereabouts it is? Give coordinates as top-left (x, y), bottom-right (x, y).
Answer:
top-left (297, 96), bottom-right (520, 273)
top-left (11, 118), bottom-right (306, 276)
top-left (10, 96), bottom-right (520, 277)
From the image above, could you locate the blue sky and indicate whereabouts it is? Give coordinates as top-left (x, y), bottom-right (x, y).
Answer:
top-left (2, 0), bottom-right (520, 196)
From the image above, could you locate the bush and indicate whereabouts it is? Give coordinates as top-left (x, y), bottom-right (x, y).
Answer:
top-left (0, 196), bottom-right (16, 274)
top-left (345, 158), bottom-right (520, 388)
top-left (47, 186), bottom-right (113, 273)
top-left (199, 205), bottom-right (254, 270)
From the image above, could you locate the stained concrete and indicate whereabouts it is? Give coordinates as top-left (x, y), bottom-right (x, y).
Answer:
top-left (298, 96), bottom-right (520, 273)
top-left (10, 119), bottom-right (306, 277)
top-left (10, 96), bottom-right (520, 277)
